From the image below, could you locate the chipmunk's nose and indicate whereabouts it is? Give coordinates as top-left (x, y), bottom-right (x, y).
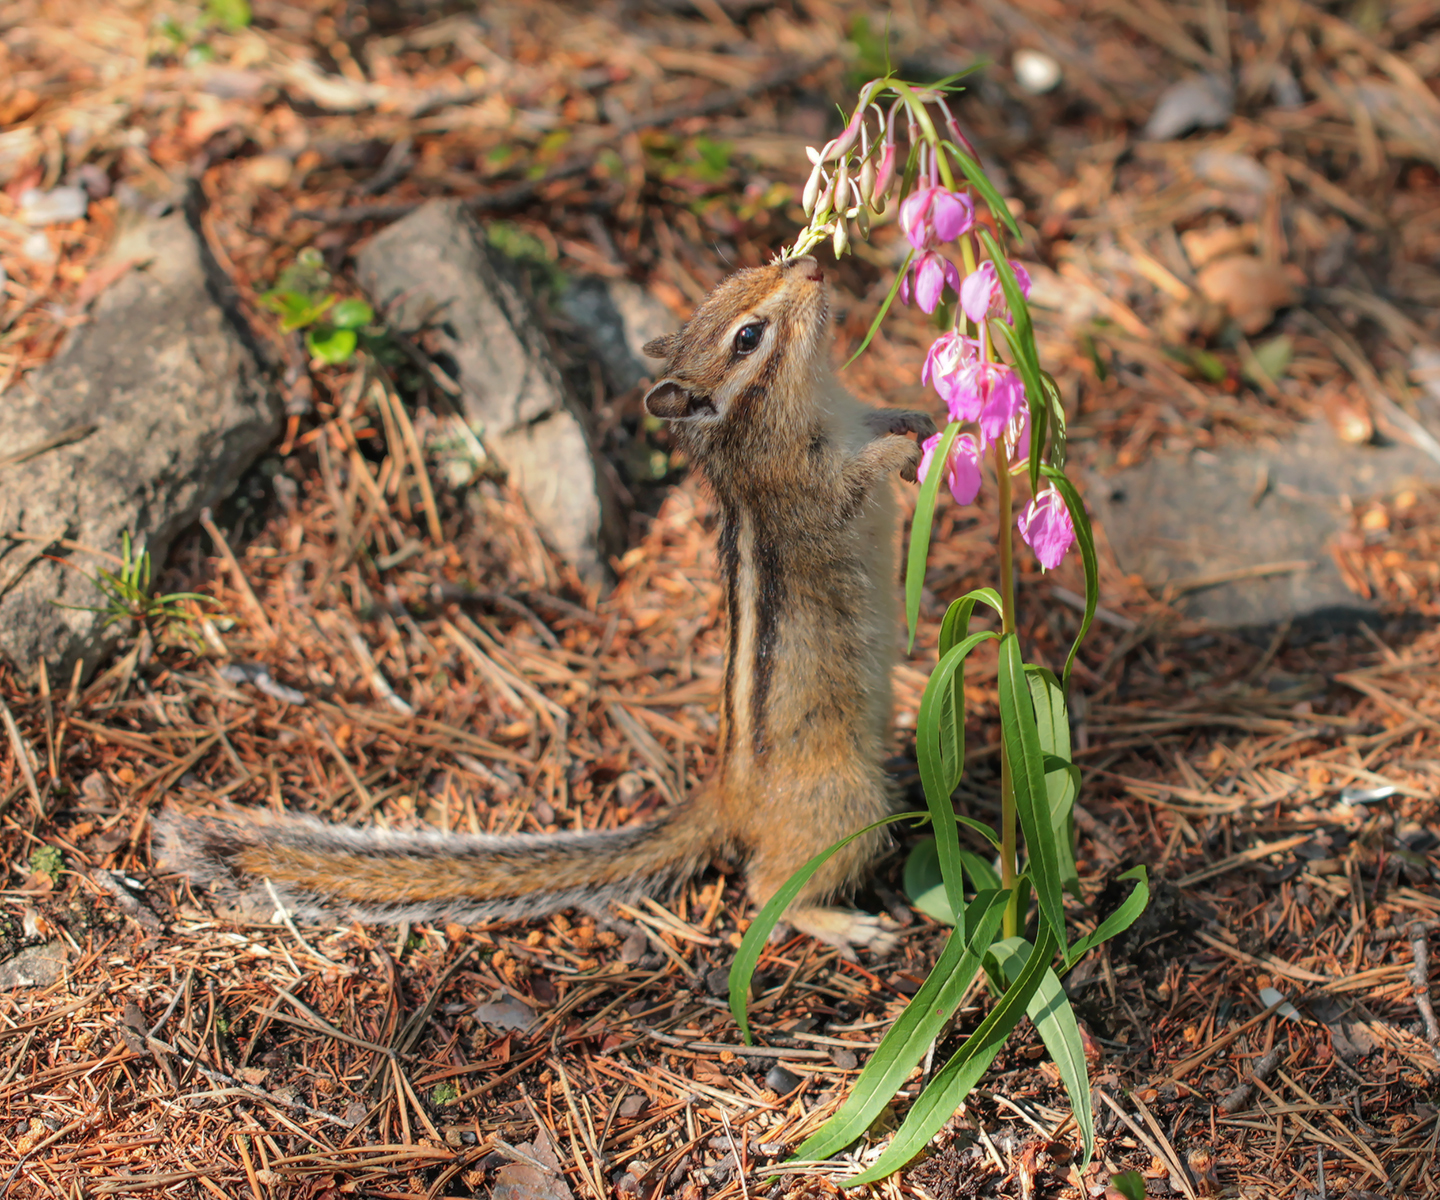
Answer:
top-left (785, 255), bottom-right (824, 283)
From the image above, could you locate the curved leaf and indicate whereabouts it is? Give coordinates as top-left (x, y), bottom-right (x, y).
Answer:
top-left (1039, 466), bottom-right (1098, 692)
top-left (905, 422), bottom-right (961, 650)
top-left (795, 888), bottom-right (1008, 1163)
top-left (729, 812), bottom-right (927, 1043)
top-left (1065, 865), bottom-right (1149, 968)
top-left (988, 937), bottom-right (1094, 1167)
top-left (841, 924), bottom-right (1056, 1185)
top-left (938, 588), bottom-right (1003, 658)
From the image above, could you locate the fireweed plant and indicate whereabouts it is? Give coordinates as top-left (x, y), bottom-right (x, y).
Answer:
top-left (728, 77), bottom-right (1150, 1182)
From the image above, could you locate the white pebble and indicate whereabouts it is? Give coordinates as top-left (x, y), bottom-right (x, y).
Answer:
top-left (18, 185), bottom-right (89, 226)
top-left (1014, 49), bottom-right (1062, 95)
top-left (22, 229), bottom-right (55, 262)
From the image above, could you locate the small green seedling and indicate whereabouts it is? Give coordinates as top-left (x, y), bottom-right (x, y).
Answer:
top-left (53, 530), bottom-right (218, 646)
top-left (260, 248), bottom-right (375, 366)
top-left (29, 846), bottom-right (64, 884)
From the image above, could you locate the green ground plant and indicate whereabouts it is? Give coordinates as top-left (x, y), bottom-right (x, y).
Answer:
top-left (729, 74), bottom-right (1150, 1183)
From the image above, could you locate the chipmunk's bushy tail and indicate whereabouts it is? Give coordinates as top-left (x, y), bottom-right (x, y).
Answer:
top-left (152, 803), bottom-right (723, 926)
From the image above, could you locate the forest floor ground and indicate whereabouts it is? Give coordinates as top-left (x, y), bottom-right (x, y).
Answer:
top-left (1, 1), bottom-right (1439, 1197)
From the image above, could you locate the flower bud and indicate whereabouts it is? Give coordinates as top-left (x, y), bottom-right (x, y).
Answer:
top-left (833, 216), bottom-right (849, 257)
top-left (828, 108), bottom-right (866, 161)
top-left (855, 204), bottom-right (871, 239)
top-left (860, 156), bottom-right (876, 206)
top-left (835, 154), bottom-right (850, 213)
top-left (816, 172), bottom-right (836, 221)
top-left (876, 142), bottom-right (898, 203)
top-left (802, 161), bottom-right (824, 217)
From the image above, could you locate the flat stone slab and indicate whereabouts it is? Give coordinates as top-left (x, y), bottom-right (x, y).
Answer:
top-left (356, 201), bottom-right (617, 582)
top-left (0, 193), bottom-right (281, 680)
top-left (1091, 421), bottom-right (1440, 628)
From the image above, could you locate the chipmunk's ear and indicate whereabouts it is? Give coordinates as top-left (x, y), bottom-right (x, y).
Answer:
top-left (644, 379), bottom-right (704, 420)
top-left (642, 334), bottom-right (677, 360)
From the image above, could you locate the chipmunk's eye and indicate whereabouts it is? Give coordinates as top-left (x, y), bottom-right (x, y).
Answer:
top-left (733, 322), bottom-right (765, 355)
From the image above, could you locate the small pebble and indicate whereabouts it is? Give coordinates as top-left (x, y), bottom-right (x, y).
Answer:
top-left (18, 185), bottom-right (88, 226)
top-left (764, 1065), bottom-right (802, 1094)
top-left (828, 1046), bottom-right (858, 1070)
top-left (1013, 48), bottom-right (1061, 94)
top-left (21, 229), bottom-right (54, 262)
top-left (618, 1094), bottom-right (647, 1120)
top-left (705, 966), bottom-right (732, 997)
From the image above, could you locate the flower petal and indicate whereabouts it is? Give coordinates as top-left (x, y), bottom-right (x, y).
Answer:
top-left (915, 252), bottom-right (947, 314)
top-left (960, 261), bottom-right (997, 324)
top-left (931, 190), bottom-right (975, 242)
top-left (947, 435), bottom-right (983, 504)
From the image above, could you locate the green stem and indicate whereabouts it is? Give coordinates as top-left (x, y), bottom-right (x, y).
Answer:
top-left (994, 436), bottom-right (1019, 937)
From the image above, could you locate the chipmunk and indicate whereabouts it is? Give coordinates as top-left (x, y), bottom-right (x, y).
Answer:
top-left (154, 255), bottom-right (934, 953)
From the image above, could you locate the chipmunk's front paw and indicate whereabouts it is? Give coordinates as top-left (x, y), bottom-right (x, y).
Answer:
top-left (783, 906), bottom-right (901, 959)
top-left (864, 407), bottom-right (937, 439)
top-left (892, 437), bottom-right (924, 483)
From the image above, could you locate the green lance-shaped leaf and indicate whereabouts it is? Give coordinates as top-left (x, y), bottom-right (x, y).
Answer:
top-left (794, 888), bottom-right (1008, 1164)
top-left (842, 248), bottom-right (915, 371)
top-left (1064, 864), bottom-right (1149, 968)
top-left (905, 421), bottom-right (961, 650)
top-left (729, 812), bottom-right (927, 1044)
top-left (942, 143), bottom-right (1022, 239)
top-left (1041, 370), bottom-right (1067, 470)
top-left (841, 922), bottom-right (1057, 1185)
top-left (1026, 666), bottom-right (1080, 895)
top-left (918, 631), bottom-right (1000, 926)
top-left (1039, 465), bottom-right (1099, 693)
top-left (997, 634), bottom-right (1067, 950)
top-left (988, 935), bottom-right (1094, 1166)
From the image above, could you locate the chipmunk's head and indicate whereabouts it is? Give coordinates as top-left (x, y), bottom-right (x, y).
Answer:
top-left (641, 256), bottom-right (829, 427)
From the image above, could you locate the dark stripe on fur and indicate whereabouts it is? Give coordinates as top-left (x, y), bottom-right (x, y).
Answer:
top-left (750, 531), bottom-right (785, 758)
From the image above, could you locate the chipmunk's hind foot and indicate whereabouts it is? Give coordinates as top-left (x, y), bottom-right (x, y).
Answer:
top-left (781, 905), bottom-right (900, 959)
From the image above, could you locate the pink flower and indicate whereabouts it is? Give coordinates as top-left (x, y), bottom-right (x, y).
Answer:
top-left (942, 359), bottom-right (1026, 438)
top-left (918, 431), bottom-right (984, 506)
top-left (900, 250), bottom-right (961, 314)
top-left (898, 186), bottom-right (975, 251)
top-left (959, 260), bottom-right (1033, 325)
top-left (921, 330), bottom-right (980, 406)
top-left (1017, 487), bottom-right (1076, 570)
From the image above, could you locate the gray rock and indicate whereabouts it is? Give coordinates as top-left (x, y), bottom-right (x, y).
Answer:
top-left (355, 201), bottom-right (617, 582)
top-left (0, 942), bottom-right (70, 989)
top-left (0, 192), bottom-right (281, 681)
top-left (560, 276), bottom-right (676, 395)
top-left (1092, 421), bottom-right (1440, 628)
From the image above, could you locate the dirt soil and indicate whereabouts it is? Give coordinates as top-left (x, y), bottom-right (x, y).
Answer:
top-left (1, 1), bottom-right (1439, 1198)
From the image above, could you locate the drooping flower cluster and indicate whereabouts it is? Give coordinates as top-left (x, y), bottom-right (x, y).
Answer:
top-left (788, 79), bottom-right (1075, 570)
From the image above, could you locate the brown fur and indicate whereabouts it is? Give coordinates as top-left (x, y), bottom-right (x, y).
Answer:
top-left (153, 256), bottom-right (933, 952)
